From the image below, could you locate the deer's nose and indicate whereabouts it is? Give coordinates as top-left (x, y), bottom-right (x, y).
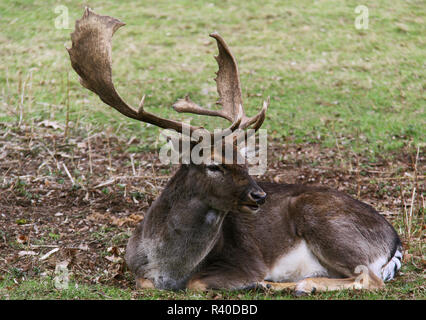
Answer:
top-left (249, 190), bottom-right (267, 205)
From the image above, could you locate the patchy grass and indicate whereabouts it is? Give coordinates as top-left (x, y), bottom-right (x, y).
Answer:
top-left (0, 0), bottom-right (424, 300)
top-left (0, 0), bottom-right (424, 156)
top-left (0, 261), bottom-right (424, 300)
top-left (0, 124), bottom-right (424, 300)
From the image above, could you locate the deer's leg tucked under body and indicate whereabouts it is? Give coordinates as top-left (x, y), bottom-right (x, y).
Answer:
top-left (264, 268), bottom-right (384, 294)
top-left (187, 271), bottom-right (383, 294)
top-left (265, 274), bottom-right (383, 295)
top-left (186, 258), bottom-right (268, 291)
top-left (295, 273), bottom-right (384, 293)
top-left (187, 270), bottom-right (265, 291)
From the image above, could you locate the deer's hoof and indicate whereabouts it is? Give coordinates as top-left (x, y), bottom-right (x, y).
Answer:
top-left (294, 279), bottom-right (316, 296)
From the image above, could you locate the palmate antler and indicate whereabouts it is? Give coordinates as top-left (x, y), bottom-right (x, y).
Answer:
top-left (67, 8), bottom-right (267, 143)
top-left (173, 33), bottom-right (269, 132)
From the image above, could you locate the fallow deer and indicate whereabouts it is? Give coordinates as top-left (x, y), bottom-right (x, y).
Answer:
top-left (68, 9), bottom-right (402, 294)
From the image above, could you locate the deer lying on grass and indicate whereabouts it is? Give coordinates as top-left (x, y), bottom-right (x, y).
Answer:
top-left (68, 9), bottom-right (402, 294)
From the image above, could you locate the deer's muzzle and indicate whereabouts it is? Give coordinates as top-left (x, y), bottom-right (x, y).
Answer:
top-left (240, 188), bottom-right (267, 214)
top-left (249, 190), bottom-right (267, 205)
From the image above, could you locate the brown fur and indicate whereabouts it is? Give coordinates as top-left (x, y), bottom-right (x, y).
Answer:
top-left (125, 163), bottom-right (402, 293)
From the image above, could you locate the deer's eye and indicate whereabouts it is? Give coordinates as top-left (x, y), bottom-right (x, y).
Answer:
top-left (206, 164), bottom-right (222, 172)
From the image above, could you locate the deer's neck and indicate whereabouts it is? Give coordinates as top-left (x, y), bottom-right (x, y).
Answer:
top-left (141, 166), bottom-right (226, 282)
top-left (146, 165), bottom-right (228, 234)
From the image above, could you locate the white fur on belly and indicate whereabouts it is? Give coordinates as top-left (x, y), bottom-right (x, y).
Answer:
top-left (265, 240), bottom-right (328, 282)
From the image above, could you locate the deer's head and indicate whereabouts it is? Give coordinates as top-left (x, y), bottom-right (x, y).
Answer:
top-left (185, 161), bottom-right (267, 214)
top-left (67, 8), bottom-right (269, 214)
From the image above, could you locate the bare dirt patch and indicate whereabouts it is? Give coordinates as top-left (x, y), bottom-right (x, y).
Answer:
top-left (0, 122), bottom-right (424, 290)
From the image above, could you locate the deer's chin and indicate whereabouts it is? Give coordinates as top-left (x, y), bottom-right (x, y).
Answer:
top-left (240, 204), bottom-right (260, 214)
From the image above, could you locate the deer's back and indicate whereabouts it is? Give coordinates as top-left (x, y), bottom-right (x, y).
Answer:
top-left (207, 182), bottom-right (401, 280)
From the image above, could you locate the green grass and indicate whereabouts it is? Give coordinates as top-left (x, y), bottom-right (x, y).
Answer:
top-left (1, 260), bottom-right (424, 300)
top-left (0, 0), bottom-right (424, 156)
top-left (0, 0), bottom-right (424, 300)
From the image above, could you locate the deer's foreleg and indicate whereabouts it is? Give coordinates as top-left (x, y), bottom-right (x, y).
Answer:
top-left (186, 269), bottom-right (266, 291)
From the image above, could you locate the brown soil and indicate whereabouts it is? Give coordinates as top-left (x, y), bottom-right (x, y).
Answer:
top-left (0, 122), bottom-right (424, 289)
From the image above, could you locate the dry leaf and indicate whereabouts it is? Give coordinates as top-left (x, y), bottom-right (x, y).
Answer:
top-left (18, 251), bottom-right (38, 257)
top-left (78, 243), bottom-right (89, 251)
top-left (403, 253), bottom-right (413, 263)
top-left (16, 234), bottom-right (29, 244)
top-left (77, 142), bottom-right (87, 149)
top-left (55, 260), bottom-right (70, 268)
top-left (107, 246), bottom-right (121, 256)
top-left (38, 120), bottom-right (64, 130)
top-left (105, 255), bottom-right (122, 264)
top-left (87, 212), bottom-right (110, 222)
top-left (129, 214), bottom-right (143, 223)
top-left (110, 214), bottom-right (143, 227)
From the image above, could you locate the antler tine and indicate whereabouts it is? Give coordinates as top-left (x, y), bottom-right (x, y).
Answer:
top-left (232, 98), bottom-right (269, 145)
top-left (173, 32), bottom-right (268, 136)
top-left (240, 97), bottom-right (269, 131)
top-left (67, 8), bottom-right (202, 136)
top-left (173, 95), bottom-right (232, 122)
top-left (172, 32), bottom-right (246, 127)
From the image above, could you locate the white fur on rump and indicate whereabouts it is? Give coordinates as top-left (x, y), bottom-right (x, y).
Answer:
top-left (380, 247), bottom-right (403, 281)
